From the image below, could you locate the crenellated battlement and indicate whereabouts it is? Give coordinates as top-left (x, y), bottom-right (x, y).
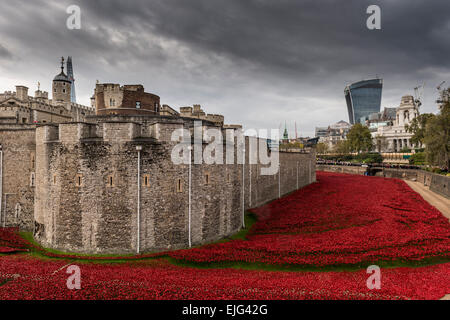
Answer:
top-left (36, 120), bottom-right (192, 145)
top-left (30, 116), bottom-right (317, 254)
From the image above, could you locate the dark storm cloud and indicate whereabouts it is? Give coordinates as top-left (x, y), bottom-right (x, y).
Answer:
top-left (0, 0), bottom-right (449, 136)
top-left (77, 0), bottom-right (450, 76)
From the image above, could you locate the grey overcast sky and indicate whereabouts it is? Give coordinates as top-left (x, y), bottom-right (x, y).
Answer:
top-left (0, 0), bottom-right (449, 137)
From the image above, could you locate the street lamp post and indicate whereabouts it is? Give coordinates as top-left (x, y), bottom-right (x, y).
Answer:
top-left (278, 163), bottom-right (281, 198)
top-left (242, 144), bottom-right (245, 228)
top-left (136, 145), bottom-right (142, 254)
top-left (188, 145), bottom-right (192, 247)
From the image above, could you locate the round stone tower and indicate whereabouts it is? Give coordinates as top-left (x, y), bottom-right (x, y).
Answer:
top-left (52, 57), bottom-right (71, 105)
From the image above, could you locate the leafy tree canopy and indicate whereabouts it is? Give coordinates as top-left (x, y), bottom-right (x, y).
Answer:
top-left (424, 101), bottom-right (450, 169)
top-left (346, 123), bottom-right (373, 153)
top-left (405, 113), bottom-right (435, 146)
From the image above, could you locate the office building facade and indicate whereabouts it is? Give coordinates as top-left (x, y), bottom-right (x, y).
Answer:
top-left (345, 79), bottom-right (383, 124)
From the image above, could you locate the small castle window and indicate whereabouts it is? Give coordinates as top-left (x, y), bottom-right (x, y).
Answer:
top-left (107, 175), bottom-right (114, 187)
top-left (176, 178), bottom-right (183, 193)
top-left (136, 101), bottom-right (141, 109)
top-left (30, 153), bottom-right (35, 169)
top-left (142, 174), bottom-right (150, 187)
top-left (62, 89), bottom-right (66, 93)
top-left (53, 174), bottom-right (57, 185)
top-left (205, 173), bottom-right (210, 185)
top-left (227, 173), bottom-right (230, 182)
top-left (76, 174), bottom-right (83, 187)
top-left (30, 172), bottom-right (35, 187)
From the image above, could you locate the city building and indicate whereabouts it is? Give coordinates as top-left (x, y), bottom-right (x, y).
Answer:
top-left (282, 123), bottom-right (289, 143)
top-left (159, 104), bottom-right (180, 117)
top-left (67, 56), bottom-right (76, 103)
top-left (179, 104), bottom-right (224, 127)
top-left (0, 58), bottom-right (316, 254)
top-left (92, 83), bottom-right (161, 116)
top-left (364, 107), bottom-right (396, 132)
top-left (345, 78), bottom-right (383, 124)
top-left (315, 127), bottom-right (328, 138)
top-left (374, 95), bottom-right (420, 152)
top-left (0, 57), bottom-right (94, 124)
top-left (318, 120), bottom-right (351, 150)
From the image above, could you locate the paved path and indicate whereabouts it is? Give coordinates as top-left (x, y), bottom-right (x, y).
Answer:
top-left (405, 180), bottom-right (450, 300)
top-left (405, 180), bottom-right (450, 220)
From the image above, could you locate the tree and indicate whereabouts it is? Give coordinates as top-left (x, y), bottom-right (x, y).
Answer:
top-left (280, 141), bottom-right (304, 150)
top-left (409, 152), bottom-right (426, 165)
top-left (316, 142), bottom-right (329, 154)
top-left (405, 113), bottom-right (435, 147)
top-left (346, 124), bottom-right (373, 153)
top-left (424, 101), bottom-right (450, 169)
top-left (333, 140), bottom-right (350, 154)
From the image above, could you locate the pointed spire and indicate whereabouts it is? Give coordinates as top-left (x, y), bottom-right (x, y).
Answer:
top-left (295, 121), bottom-right (298, 140)
top-left (283, 121), bottom-right (289, 140)
top-left (66, 56), bottom-right (76, 103)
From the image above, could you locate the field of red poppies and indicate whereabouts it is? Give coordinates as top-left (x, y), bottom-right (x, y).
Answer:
top-left (0, 171), bottom-right (449, 300)
top-left (0, 228), bottom-right (28, 254)
top-left (169, 172), bottom-right (450, 267)
top-left (0, 254), bottom-right (448, 300)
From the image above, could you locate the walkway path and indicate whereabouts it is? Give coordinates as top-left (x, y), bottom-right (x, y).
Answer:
top-left (404, 180), bottom-right (450, 220)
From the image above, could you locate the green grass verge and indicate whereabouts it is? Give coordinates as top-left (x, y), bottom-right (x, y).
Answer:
top-left (210, 211), bottom-right (258, 244)
top-left (18, 232), bottom-right (158, 263)
top-left (11, 212), bottom-right (450, 272)
top-left (13, 211), bottom-right (258, 264)
top-left (0, 279), bottom-right (12, 287)
top-left (166, 256), bottom-right (450, 273)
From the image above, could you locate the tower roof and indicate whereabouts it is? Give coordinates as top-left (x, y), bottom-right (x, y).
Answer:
top-left (53, 57), bottom-right (70, 82)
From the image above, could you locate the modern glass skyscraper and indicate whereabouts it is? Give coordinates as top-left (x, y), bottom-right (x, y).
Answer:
top-left (344, 79), bottom-right (383, 125)
top-left (66, 56), bottom-right (76, 103)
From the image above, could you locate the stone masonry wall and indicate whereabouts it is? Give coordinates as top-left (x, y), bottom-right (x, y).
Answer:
top-left (0, 125), bottom-right (36, 231)
top-left (34, 121), bottom-right (316, 254)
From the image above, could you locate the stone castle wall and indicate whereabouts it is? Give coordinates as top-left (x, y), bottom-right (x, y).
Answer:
top-left (0, 124), bottom-right (37, 231)
top-left (34, 121), bottom-right (316, 254)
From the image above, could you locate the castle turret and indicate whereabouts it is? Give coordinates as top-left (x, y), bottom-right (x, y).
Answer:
top-left (52, 57), bottom-right (71, 105)
top-left (15, 85), bottom-right (29, 101)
